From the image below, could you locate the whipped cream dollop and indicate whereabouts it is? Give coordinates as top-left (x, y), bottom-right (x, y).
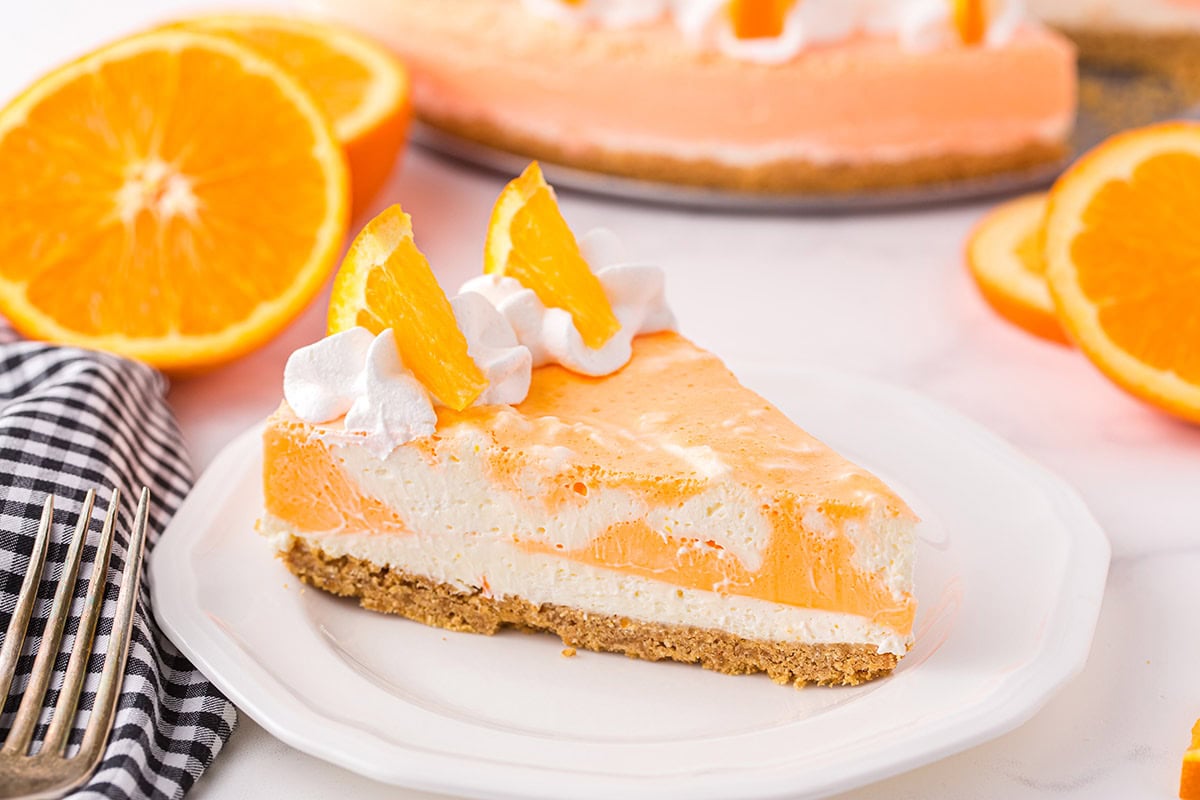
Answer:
top-left (284, 295), bottom-right (532, 458)
top-left (676, 0), bottom-right (1027, 63)
top-left (460, 229), bottom-right (677, 377)
top-left (521, 0), bottom-right (669, 28)
top-left (284, 229), bottom-right (674, 454)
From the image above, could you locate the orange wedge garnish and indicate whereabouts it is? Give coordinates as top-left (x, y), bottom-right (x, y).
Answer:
top-left (484, 162), bottom-right (621, 350)
top-left (1183, 719), bottom-right (1200, 799)
top-left (1044, 121), bottom-right (1200, 422)
top-left (176, 14), bottom-right (410, 214)
top-left (966, 193), bottom-right (1069, 345)
top-left (727, 0), bottom-right (796, 39)
top-left (952, 0), bottom-right (987, 45)
top-left (328, 205), bottom-right (486, 411)
top-left (0, 30), bottom-right (348, 371)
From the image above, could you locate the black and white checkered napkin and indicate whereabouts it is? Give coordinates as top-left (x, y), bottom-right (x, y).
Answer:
top-left (0, 330), bottom-right (236, 799)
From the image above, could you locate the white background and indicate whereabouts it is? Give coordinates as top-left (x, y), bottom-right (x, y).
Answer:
top-left (5, 2), bottom-right (1200, 798)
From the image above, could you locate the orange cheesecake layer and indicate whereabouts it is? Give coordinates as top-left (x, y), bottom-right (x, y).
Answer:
top-left (264, 332), bottom-right (917, 635)
top-left (325, 0), bottom-right (1076, 168)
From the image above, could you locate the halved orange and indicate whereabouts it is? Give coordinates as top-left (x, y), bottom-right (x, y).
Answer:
top-left (0, 29), bottom-right (349, 371)
top-left (483, 162), bottom-right (620, 350)
top-left (965, 193), bottom-right (1070, 345)
top-left (727, 0), bottom-right (796, 39)
top-left (1182, 719), bottom-right (1200, 800)
top-left (1044, 122), bottom-right (1200, 423)
top-left (174, 14), bottom-right (410, 215)
top-left (328, 205), bottom-right (485, 410)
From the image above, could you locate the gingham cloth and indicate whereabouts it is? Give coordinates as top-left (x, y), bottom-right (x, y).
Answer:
top-left (0, 330), bottom-right (237, 798)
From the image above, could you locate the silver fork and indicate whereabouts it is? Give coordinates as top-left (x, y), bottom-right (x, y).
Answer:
top-left (0, 487), bottom-right (150, 800)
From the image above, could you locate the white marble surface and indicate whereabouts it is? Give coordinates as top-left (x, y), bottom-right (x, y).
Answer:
top-left (6, 3), bottom-right (1200, 798)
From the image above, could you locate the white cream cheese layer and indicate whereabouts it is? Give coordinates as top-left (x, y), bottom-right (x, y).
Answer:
top-left (271, 420), bottom-right (917, 639)
top-left (333, 428), bottom-right (775, 574)
top-left (264, 517), bottom-right (911, 655)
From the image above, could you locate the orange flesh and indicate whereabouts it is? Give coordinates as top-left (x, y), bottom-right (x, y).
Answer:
top-left (1015, 226), bottom-right (1044, 274)
top-left (1183, 719), bottom-right (1200, 799)
top-left (0, 32), bottom-right (346, 367)
top-left (1071, 152), bottom-right (1200, 385)
top-left (264, 332), bottom-right (917, 634)
top-left (727, 0), bottom-right (795, 39)
top-left (953, 0), bottom-right (987, 45)
top-left (329, 206), bottom-right (486, 410)
top-left (184, 24), bottom-right (372, 123)
top-left (484, 162), bottom-right (621, 350)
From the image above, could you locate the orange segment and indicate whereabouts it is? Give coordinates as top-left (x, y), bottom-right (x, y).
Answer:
top-left (1044, 121), bottom-right (1200, 422)
top-left (328, 205), bottom-right (486, 410)
top-left (1183, 719), bottom-right (1200, 800)
top-left (483, 162), bottom-right (620, 350)
top-left (952, 0), bottom-right (987, 45)
top-left (727, 0), bottom-right (796, 39)
top-left (174, 14), bottom-right (410, 215)
top-left (0, 29), bottom-right (348, 371)
top-left (965, 193), bottom-right (1070, 345)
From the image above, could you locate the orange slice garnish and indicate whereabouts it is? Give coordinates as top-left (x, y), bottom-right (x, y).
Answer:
top-left (727, 0), bottom-right (796, 39)
top-left (1183, 719), bottom-right (1200, 799)
top-left (483, 162), bottom-right (621, 350)
top-left (328, 205), bottom-right (486, 411)
top-left (175, 14), bottom-right (410, 215)
top-left (0, 29), bottom-right (348, 371)
top-left (952, 0), bottom-right (987, 45)
top-left (1044, 121), bottom-right (1200, 422)
top-left (966, 193), bottom-right (1069, 345)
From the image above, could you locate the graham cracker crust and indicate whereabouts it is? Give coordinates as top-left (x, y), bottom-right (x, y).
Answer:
top-left (282, 538), bottom-right (899, 687)
top-left (419, 109), bottom-right (1067, 194)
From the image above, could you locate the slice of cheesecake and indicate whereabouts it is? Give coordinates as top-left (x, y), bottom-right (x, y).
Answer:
top-left (262, 329), bottom-right (916, 686)
top-left (259, 166), bottom-right (917, 687)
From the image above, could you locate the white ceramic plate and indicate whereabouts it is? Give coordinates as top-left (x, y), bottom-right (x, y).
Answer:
top-left (151, 367), bottom-right (1109, 800)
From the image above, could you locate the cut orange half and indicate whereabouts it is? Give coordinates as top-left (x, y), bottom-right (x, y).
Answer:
top-left (965, 193), bottom-right (1069, 345)
top-left (176, 14), bottom-right (410, 215)
top-left (484, 162), bottom-right (620, 350)
top-left (0, 29), bottom-right (349, 371)
top-left (328, 205), bottom-right (486, 410)
top-left (1044, 122), bottom-right (1200, 423)
top-left (1182, 719), bottom-right (1200, 800)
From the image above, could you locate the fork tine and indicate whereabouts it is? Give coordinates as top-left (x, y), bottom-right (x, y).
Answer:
top-left (43, 488), bottom-right (120, 757)
top-left (0, 496), bottom-right (55, 720)
top-left (77, 487), bottom-right (150, 765)
top-left (2, 490), bottom-right (95, 756)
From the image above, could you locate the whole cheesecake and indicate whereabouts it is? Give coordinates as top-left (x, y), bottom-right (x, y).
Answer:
top-left (322, 0), bottom-right (1078, 193)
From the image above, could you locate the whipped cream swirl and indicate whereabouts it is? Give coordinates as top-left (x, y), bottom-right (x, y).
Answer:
top-left (521, 0), bottom-right (668, 28)
top-left (460, 229), bottom-right (676, 377)
top-left (679, 0), bottom-right (1027, 63)
top-left (284, 294), bottom-right (532, 458)
top-left (284, 229), bottom-right (675, 454)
